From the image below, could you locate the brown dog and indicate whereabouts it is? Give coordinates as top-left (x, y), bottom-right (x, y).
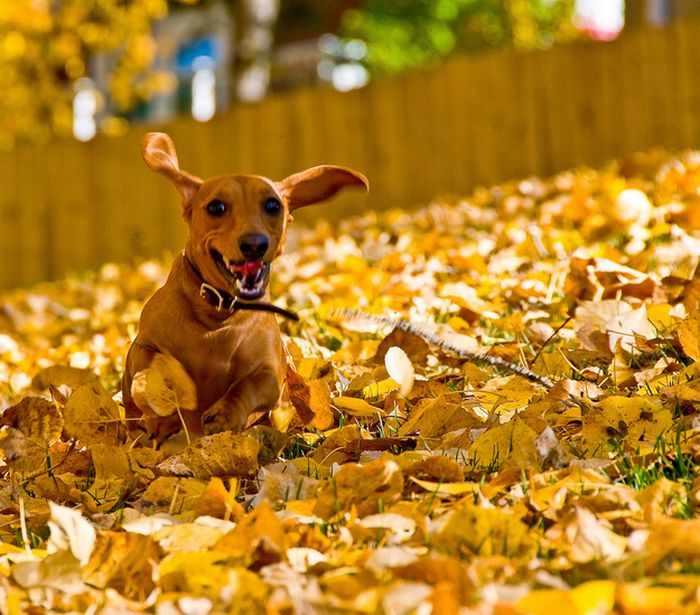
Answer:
top-left (122, 132), bottom-right (368, 438)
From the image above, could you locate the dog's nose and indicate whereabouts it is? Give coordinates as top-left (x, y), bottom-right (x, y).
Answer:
top-left (239, 233), bottom-right (269, 260)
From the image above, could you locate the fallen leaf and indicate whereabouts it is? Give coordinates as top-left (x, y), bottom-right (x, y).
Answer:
top-left (215, 500), bottom-right (287, 566)
top-left (581, 396), bottom-right (672, 453)
top-left (314, 457), bottom-right (404, 519)
top-left (47, 501), bottom-right (96, 565)
top-left (678, 309), bottom-right (700, 362)
top-left (0, 427), bottom-right (47, 473)
top-left (409, 477), bottom-right (480, 496)
top-left (156, 432), bottom-right (260, 479)
top-left (139, 477), bottom-right (208, 515)
top-left (334, 396), bottom-right (385, 417)
top-left (82, 530), bottom-right (161, 599)
top-left (131, 353), bottom-right (197, 417)
top-left (62, 382), bottom-right (125, 446)
top-left (545, 506), bottom-right (627, 564)
top-left (0, 396), bottom-right (63, 446)
top-left (434, 503), bottom-right (535, 558)
top-left (374, 327), bottom-right (430, 364)
top-left (384, 346), bottom-right (415, 397)
top-left (32, 365), bottom-right (99, 391)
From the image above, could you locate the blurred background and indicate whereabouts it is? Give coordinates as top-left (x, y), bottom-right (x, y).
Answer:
top-left (0, 0), bottom-right (699, 288)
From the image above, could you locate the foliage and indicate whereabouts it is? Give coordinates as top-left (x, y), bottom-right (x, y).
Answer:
top-left (0, 0), bottom-right (199, 149)
top-left (342, 0), bottom-right (579, 74)
top-left (2, 148), bottom-right (700, 610)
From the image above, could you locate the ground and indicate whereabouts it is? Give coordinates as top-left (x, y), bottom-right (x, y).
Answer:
top-left (1, 148), bottom-right (700, 613)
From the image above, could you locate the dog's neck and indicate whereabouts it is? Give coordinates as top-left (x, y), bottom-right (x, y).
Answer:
top-left (180, 252), bottom-right (299, 321)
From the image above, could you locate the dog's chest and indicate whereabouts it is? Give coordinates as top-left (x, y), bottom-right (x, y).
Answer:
top-left (162, 322), bottom-right (264, 406)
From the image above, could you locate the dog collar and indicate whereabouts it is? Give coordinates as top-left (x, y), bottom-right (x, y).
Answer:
top-left (184, 255), bottom-right (299, 322)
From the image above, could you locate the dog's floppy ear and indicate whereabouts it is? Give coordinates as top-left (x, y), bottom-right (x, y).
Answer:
top-left (277, 165), bottom-right (368, 212)
top-left (141, 132), bottom-right (202, 208)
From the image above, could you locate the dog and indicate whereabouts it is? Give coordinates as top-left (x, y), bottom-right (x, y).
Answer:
top-left (122, 132), bottom-right (368, 439)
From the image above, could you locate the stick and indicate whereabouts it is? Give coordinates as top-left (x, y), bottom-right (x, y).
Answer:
top-left (329, 308), bottom-right (555, 389)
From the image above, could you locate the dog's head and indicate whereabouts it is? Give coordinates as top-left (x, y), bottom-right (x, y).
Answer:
top-left (141, 132), bottom-right (368, 300)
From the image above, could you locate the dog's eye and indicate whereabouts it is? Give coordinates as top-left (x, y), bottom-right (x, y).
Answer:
top-left (263, 197), bottom-right (282, 216)
top-left (206, 199), bottom-right (226, 217)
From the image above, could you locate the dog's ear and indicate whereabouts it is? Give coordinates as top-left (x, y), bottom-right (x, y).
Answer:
top-left (141, 132), bottom-right (202, 207)
top-left (277, 165), bottom-right (368, 212)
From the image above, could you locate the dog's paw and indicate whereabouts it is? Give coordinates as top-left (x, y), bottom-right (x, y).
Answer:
top-left (201, 401), bottom-right (248, 435)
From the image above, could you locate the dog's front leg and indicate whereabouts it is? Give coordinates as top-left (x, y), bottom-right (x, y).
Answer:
top-left (201, 366), bottom-right (281, 434)
top-left (122, 342), bottom-right (192, 442)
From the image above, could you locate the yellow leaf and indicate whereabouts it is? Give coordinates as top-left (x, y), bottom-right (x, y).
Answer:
top-left (131, 354), bottom-right (197, 417)
top-left (334, 396), bottom-right (385, 417)
top-left (616, 583), bottom-right (686, 613)
top-left (158, 551), bottom-right (239, 600)
top-left (62, 382), bottom-right (125, 446)
top-left (678, 309), bottom-right (700, 362)
top-left (215, 500), bottom-right (287, 562)
top-left (31, 364), bottom-right (99, 391)
top-left (194, 476), bottom-right (244, 521)
top-left (399, 393), bottom-right (481, 439)
top-left (546, 506), bottom-right (627, 564)
top-left (468, 417), bottom-right (539, 470)
top-left (297, 358), bottom-right (331, 379)
top-left (156, 432), bottom-right (260, 479)
top-left (581, 396), bottom-right (672, 453)
top-left (314, 457), bottom-right (404, 519)
top-left (140, 477), bottom-right (208, 515)
top-left (409, 477), bottom-right (480, 496)
top-left (362, 377), bottom-right (399, 399)
top-left (516, 589), bottom-right (577, 615)
top-left (0, 428), bottom-right (47, 474)
top-left (473, 375), bottom-right (539, 415)
top-left (570, 580), bottom-right (616, 614)
top-left (434, 503), bottom-right (535, 558)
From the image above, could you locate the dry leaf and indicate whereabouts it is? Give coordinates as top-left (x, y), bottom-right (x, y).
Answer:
top-left (194, 476), bottom-right (245, 521)
top-left (215, 500), bottom-right (287, 565)
top-left (374, 327), bottom-right (430, 364)
top-left (62, 382), bottom-right (125, 446)
top-left (139, 477), bottom-right (208, 515)
top-left (434, 503), bottom-right (535, 558)
top-left (286, 366), bottom-right (335, 430)
top-left (0, 396), bottom-right (63, 446)
top-left (334, 396), bottom-right (385, 417)
top-left (32, 365), bottom-right (99, 391)
top-left (581, 396), bottom-right (672, 453)
top-left (47, 501), bottom-right (96, 565)
top-left (314, 457), bottom-right (404, 519)
top-left (384, 346), bottom-right (415, 397)
top-left (545, 506), bottom-right (627, 563)
top-left (678, 309), bottom-right (700, 362)
top-left (156, 431), bottom-right (260, 479)
top-left (131, 354), bottom-right (197, 417)
top-left (82, 531), bottom-right (161, 599)
top-left (0, 427), bottom-right (48, 473)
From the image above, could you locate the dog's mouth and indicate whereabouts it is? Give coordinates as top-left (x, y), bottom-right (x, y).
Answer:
top-left (211, 250), bottom-right (271, 300)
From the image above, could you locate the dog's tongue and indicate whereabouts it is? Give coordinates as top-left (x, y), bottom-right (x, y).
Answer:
top-left (232, 261), bottom-right (264, 275)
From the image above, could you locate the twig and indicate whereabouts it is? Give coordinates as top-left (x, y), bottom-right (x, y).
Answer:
top-left (329, 308), bottom-right (555, 389)
top-left (531, 316), bottom-right (572, 364)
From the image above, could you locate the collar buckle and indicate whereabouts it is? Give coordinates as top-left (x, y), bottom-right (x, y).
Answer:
top-left (199, 282), bottom-right (233, 312)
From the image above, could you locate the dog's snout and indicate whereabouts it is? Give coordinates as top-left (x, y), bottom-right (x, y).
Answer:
top-left (239, 233), bottom-right (269, 260)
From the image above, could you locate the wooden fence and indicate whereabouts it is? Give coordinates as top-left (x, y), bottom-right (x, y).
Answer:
top-left (1, 17), bottom-right (699, 289)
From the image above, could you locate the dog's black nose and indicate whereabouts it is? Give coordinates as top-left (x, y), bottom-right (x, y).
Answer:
top-left (239, 233), bottom-right (269, 260)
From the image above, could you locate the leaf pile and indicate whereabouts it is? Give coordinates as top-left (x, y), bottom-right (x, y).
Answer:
top-left (2, 149), bottom-right (700, 612)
